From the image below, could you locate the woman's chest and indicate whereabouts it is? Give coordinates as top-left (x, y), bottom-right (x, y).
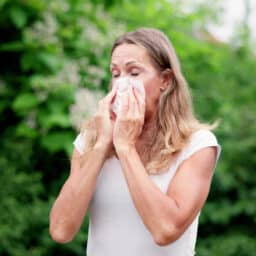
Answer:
top-left (91, 158), bottom-right (178, 206)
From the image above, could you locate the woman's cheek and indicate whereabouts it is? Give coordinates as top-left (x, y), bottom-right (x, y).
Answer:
top-left (144, 80), bottom-right (161, 103)
top-left (143, 79), bottom-right (161, 118)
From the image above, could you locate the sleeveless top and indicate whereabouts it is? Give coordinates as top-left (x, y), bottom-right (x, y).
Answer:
top-left (73, 129), bottom-right (221, 256)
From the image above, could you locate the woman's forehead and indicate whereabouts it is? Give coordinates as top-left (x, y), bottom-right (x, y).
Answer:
top-left (111, 44), bottom-right (151, 66)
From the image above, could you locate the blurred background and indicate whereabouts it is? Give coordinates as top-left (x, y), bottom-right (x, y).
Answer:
top-left (0, 0), bottom-right (255, 255)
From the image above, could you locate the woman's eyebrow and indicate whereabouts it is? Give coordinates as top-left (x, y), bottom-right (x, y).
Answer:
top-left (125, 60), bottom-right (142, 66)
top-left (110, 60), bottom-right (144, 67)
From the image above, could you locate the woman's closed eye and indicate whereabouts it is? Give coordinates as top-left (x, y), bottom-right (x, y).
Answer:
top-left (111, 67), bottom-right (141, 78)
top-left (130, 68), bottom-right (140, 76)
top-left (111, 71), bottom-right (120, 78)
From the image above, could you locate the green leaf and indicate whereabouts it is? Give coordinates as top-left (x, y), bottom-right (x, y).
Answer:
top-left (38, 52), bottom-right (63, 72)
top-left (15, 123), bottom-right (38, 139)
top-left (12, 93), bottom-right (39, 112)
top-left (21, 53), bottom-right (36, 71)
top-left (38, 112), bottom-right (70, 130)
top-left (9, 6), bottom-right (27, 28)
top-left (0, 0), bottom-right (7, 8)
top-left (40, 131), bottom-right (74, 155)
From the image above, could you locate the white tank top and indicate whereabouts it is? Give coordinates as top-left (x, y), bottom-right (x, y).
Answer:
top-left (73, 129), bottom-right (221, 256)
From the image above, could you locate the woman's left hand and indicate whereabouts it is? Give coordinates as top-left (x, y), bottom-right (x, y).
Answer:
top-left (113, 86), bottom-right (145, 153)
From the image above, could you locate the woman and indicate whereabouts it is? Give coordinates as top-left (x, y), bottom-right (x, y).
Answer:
top-left (49, 28), bottom-right (221, 256)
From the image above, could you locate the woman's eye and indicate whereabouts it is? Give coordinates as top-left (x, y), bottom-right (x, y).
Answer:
top-left (112, 72), bottom-right (120, 78)
top-left (131, 70), bottom-right (139, 76)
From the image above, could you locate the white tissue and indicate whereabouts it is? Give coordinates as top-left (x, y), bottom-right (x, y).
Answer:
top-left (111, 77), bottom-right (145, 115)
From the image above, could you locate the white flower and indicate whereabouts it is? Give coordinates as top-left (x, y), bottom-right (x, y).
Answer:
top-left (25, 11), bottom-right (58, 45)
top-left (69, 88), bottom-right (104, 130)
top-left (58, 61), bottom-right (81, 87)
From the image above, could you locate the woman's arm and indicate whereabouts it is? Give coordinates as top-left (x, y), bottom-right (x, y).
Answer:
top-left (49, 143), bottom-right (109, 244)
top-left (116, 144), bottom-right (217, 246)
top-left (49, 87), bottom-right (117, 243)
top-left (113, 86), bottom-right (218, 245)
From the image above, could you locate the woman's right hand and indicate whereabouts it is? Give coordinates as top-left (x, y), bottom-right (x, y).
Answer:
top-left (93, 87), bottom-right (117, 151)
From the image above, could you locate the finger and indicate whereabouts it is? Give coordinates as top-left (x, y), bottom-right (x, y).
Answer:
top-left (97, 99), bottom-right (104, 114)
top-left (105, 86), bottom-right (118, 104)
top-left (133, 89), bottom-right (145, 130)
top-left (133, 87), bottom-right (145, 115)
top-left (131, 88), bottom-right (140, 118)
top-left (98, 87), bottom-right (117, 113)
top-left (96, 91), bottom-right (116, 118)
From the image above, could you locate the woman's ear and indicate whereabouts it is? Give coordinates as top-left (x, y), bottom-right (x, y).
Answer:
top-left (160, 69), bottom-right (173, 91)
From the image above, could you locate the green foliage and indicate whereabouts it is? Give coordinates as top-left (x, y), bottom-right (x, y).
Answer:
top-left (198, 235), bottom-right (256, 256)
top-left (0, 135), bottom-right (46, 256)
top-left (0, 0), bottom-right (125, 254)
top-left (0, 0), bottom-right (255, 255)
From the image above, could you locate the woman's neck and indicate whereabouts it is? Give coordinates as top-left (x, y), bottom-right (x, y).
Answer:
top-left (136, 113), bottom-right (159, 153)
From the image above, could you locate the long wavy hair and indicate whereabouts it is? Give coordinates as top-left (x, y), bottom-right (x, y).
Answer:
top-left (80, 28), bottom-right (216, 174)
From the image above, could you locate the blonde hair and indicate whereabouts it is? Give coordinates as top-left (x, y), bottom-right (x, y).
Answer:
top-left (80, 28), bottom-right (216, 174)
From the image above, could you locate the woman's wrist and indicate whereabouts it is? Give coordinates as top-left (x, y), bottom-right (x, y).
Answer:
top-left (93, 139), bottom-right (112, 155)
top-left (115, 143), bottom-right (136, 157)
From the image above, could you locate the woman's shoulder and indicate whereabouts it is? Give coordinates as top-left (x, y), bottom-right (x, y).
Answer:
top-left (180, 129), bottom-right (221, 162)
top-left (73, 119), bottom-right (97, 155)
top-left (189, 129), bottom-right (218, 143)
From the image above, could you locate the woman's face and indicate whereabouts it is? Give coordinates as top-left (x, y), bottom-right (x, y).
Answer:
top-left (110, 43), bottom-right (164, 121)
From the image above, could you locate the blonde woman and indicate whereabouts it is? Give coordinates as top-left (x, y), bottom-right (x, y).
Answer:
top-left (49, 28), bottom-right (221, 256)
